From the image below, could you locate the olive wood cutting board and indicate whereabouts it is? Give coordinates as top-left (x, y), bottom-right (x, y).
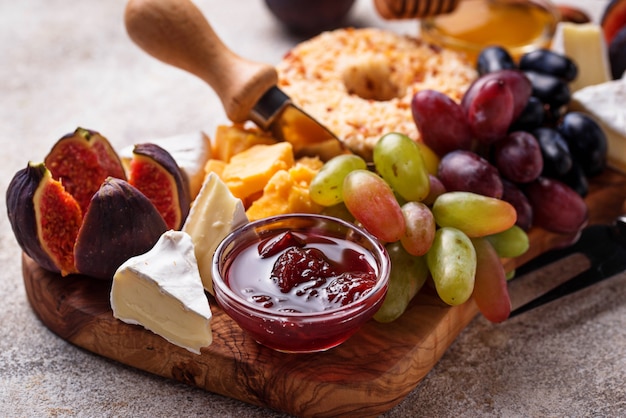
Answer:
top-left (22, 168), bottom-right (626, 418)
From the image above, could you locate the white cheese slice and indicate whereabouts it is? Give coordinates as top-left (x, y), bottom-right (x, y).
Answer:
top-left (119, 131), bottom-right (212, 199)
top-left (551, 22), bottom-right (611, 92)
top-left (182, 172), bottom-right (248, 294)
top-left (570, 76), bottom-right (626, 173)
top-left (111, 230), bottom-right (212, 354)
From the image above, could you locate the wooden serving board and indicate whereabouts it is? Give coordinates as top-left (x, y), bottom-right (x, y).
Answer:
top-left (22, 169), bottom-right (626, 418)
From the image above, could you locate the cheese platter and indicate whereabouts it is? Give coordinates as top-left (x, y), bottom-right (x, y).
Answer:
top-left (11, 0), bottom-right (626, 416)
top-left (22, 168), bottom-right (626, 417)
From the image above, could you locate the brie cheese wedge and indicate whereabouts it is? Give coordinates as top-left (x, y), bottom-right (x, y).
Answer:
top-left (182, 172), bottom-right (248, 294)
top-left (119, 131), bottom-right (212, 199)
top-left (111, 230), bottom-right (212, 354)
top-left (570, 76), bottom-right (626, 173)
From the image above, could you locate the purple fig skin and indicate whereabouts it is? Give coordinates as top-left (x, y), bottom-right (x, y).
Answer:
top-left (132, 142), bottom-right (191, 228)
top-left (74, 177), bottom-right (167, 280)
top-left (6, 162), bottom-right (61, 273)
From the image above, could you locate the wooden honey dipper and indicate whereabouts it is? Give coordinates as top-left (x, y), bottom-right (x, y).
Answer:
top-left (374, 0), bottom-right (461, 19)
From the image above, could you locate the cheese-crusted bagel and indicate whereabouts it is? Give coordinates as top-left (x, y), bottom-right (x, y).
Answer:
top-left (276, 27), bottom-right (477, 158)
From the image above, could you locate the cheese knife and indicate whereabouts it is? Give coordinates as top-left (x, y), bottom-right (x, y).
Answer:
top-left (509, 214), bottom-right (626, 317)
top-left (124, 0), bottom-right (347, 160)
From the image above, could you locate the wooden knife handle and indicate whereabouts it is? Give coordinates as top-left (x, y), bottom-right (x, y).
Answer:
top-left (124, 0), bottom-right (277, 123)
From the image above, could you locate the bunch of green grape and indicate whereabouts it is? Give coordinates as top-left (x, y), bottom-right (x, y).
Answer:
top-left (309, 132), bottom-right (529, 323)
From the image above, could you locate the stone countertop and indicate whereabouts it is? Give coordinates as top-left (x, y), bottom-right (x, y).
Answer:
top-left (1, 0), bottom-right (625, 417)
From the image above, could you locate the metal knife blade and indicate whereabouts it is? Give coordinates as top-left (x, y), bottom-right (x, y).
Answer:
top-left (125, 0), bottom-right (348, 161)
top-left (509, 215), bottom-right (626, 317)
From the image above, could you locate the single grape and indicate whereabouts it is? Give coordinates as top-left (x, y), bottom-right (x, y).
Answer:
top-left (485, 225), bottom-right (530, 259)
top-left (524, 176), bottom-right (589, 234)
top-left (465, 77), bottom-right (514, 144)
top-left (373, 132), bottom-right (430, 202)
top-left (432, 191), bottom-right (517, 237)
top-left (411, 89), bottom-right (473, 157)
top-left (342, 169), bottom-right (406, 242)
top-left (493, 131), bottom-right (543, 183)
top-left (373, 242), bottom-right (428, 323)
top-left (416, 142), bottom-right (440, 176)
top-left (400, 201), bottom-right (436, 256)
top-left (426, 226), bottom-right (476, 306)
top-left (523, 71), bottom-right (571, 109)
top-left (461, 69), bottom-right (532, 122)
top-left (438, 150), bottom-right (503, 198)
top-left (501, 179), bottom-right (533, 231)
top-left (557, 112), bottom-right (608, 176)
top-left (477, 46), bottom-right (517, 75)
top-left (558, 160), bottom-right (589, 197)
top-left (471, 237), bottom-right (511, 323)
top-left (309, 154), bottom-right (367, 206)
top-left (533, 127), bottom-right (573, 178)
top-left (509, 96), bottom-right (545, 132)
top-left (519, 49), bottom-right (578, 82)
top-left (422, 174), bottom-right (446, 206)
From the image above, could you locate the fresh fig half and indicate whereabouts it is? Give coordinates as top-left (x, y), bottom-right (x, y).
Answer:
top-left (44, 127), bottom-right (126, 215)
top-left (128, 143), bottom-right (191, 230)
top-left (74, 177), bottom-right (168, 280)
top-left (6, 162), bottom-right (82, 275)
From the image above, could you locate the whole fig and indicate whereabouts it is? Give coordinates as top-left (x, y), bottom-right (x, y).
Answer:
top-left (74, 177), bottom-right (168, 280)
top-left (6, 162), bottom-right (82, 275)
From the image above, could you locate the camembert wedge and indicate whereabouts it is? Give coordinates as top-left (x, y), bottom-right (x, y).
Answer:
top-left (182, 172), bottom-right (248, 294)
top-left (111, 230), bottom-right (212, 354)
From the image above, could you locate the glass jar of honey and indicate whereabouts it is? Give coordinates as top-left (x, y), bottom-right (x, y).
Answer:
top-left (420, 0), bottom-right (560, 63)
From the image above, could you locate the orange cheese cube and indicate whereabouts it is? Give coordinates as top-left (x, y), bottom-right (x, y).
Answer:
top-left (246, 161), bottom-right (323, 221)
top-left (212, 124), bottom-right (277, 162)
top-left (221, 142), bottom-right (295, 200)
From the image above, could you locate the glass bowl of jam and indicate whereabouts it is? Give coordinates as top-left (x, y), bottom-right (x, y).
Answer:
top-left (420, 0), bottom-right (560, 63)
top-left (212, 214), bottom-right (390, 353)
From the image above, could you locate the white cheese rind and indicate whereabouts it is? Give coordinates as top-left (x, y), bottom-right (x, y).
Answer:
top-left (551, 22), bottom-right (611, 92)
top-left (182, 172), bottom-right (248, 294)
top-left (570, 76), bottom-right (626, 173)
top-left (110, 230), bottom-right (212, 354)
top-left (119, 131), bottom-right (212, 199)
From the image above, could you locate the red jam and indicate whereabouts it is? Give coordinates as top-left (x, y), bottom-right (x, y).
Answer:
top-left (226, 230), bottom-right (378, 313)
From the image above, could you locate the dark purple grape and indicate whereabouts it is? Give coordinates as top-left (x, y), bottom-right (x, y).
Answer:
top-left (501, 179), bottom-right (533, 231)
top-left (519, 49), bottom-right (578, 82)
top-left (608, 26), bottom-right (626, 79)
top-left (558, 160), bottom-right (589, 197)
top-left (509, 96), bottom-right (545, 132)
top-left (493, 131), bottom-right (543, 183)
top-left (533, 127), bottom-right (573, 178)
top-left (524, 177), bottom-right (588, 234)
top-left (523, 71), bottom-right (571, 109)
top-left (477, 46), bottom-right (517, 75)
top-left (462, 69), bottom-right (532, 122)
top-left (557, 112), bottom-right (608, 176)
top-left (422, 174), bottom-right (446, 205)
top-left (465, 78), bottom-right (514, 144)
top-left (411, 89), bottom-right (473, 157)
top-left (438, 150), bottom-right (503, 198)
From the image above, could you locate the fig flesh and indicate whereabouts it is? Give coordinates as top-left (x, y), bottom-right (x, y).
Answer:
top-left (74, 177), bottom-right (168, 280)
top-left (6, 162), bottom-right (82, 275)
top-left (128, 143), bottom-right (191, 230)
top-left (44, 127), bottom-right (126, 215)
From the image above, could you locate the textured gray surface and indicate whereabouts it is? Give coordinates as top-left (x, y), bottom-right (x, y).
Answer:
top-left (2, 1), bottom-right (625, 417)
